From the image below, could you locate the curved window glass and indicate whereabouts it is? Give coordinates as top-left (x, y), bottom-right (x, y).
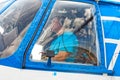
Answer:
top-left (30, 1), bottom-right (99, 66)
top-left (0, 0), bottom-right (41, 58)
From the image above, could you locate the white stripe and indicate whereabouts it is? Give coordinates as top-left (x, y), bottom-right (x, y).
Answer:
top-left (101, 16), bottom-right (120, 22)
top-left (101, 19), bottom-right (107, 67)
top-left (104, 38), bottom-right (119, 44)
top-left (108, 40), bottom-right (120, 70)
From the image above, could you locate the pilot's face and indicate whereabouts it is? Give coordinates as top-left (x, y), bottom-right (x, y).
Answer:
top-left (51, 17), bottom-right (62, 33)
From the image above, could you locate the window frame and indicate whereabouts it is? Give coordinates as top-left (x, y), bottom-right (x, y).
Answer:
top-left (25, 0), bottom-right (112, 75)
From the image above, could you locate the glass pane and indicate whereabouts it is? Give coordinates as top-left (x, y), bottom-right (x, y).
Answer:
top-left (30, 1), bottom-right (99, 66)
top-left (0, 0), bottom-right (41, 58)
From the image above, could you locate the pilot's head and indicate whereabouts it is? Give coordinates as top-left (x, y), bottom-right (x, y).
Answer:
top-left (50, 17), bottom-right (62, 33)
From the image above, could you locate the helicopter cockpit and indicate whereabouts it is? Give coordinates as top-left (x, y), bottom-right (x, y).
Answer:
top-left (31, 1), bottom-right (99, 66)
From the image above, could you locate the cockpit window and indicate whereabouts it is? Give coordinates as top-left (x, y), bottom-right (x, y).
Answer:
top-left (30, 1), bottom-right (99, 66)
top-left (0, 0), bottom-right (41, 58)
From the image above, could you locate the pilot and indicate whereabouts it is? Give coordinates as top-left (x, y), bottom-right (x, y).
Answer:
top-left (49, 17), bottom-right (79, 62)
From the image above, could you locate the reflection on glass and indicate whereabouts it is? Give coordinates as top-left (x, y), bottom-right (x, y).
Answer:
top-left (31, 1), bottom-right (99, 65)
top-left (0, 0), bottom-right (41, 58)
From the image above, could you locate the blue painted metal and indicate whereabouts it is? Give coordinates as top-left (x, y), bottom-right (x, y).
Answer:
top-left (0, 0), bottom-right (16, 14)
top-left (99, 1), bottom-right (120, 76)
top-left (24, 0), bottom-right (112, 75)
top-left (0, 0), bottom-right (120, 77)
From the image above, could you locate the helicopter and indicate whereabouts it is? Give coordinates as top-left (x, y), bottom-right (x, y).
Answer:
top-left (0, 0), bottom-right (120, 80)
